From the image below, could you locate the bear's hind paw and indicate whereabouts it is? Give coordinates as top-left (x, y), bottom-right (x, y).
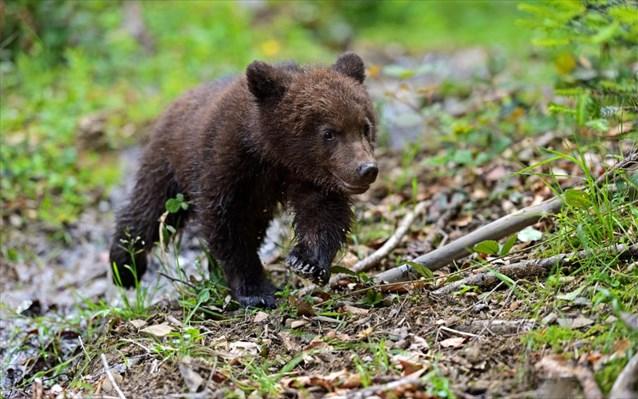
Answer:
top-left (236, 293), bottom-right (277, 309)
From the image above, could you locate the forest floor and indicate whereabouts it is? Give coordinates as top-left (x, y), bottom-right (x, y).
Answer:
top-left (2, 47), bottom-right (637, 399)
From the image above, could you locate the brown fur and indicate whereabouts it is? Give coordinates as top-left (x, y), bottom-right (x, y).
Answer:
top-left (110, 53), bottom-right (377, 307)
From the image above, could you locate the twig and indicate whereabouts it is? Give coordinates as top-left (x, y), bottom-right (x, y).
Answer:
top-left (432, 243), bottom-right (638, 295)
top-left (439, 325), bottom-right (479, 338)
top-left (352, 200), bottom-right (429, 273)
top-left (609, 352), bottom-right (638, 399)
top-left (159, 271), bottom-right (197, 289)
top-left (374, 150), bottom-right (638, 284)
top-left (101, 354), bottom-right (127, 399)
top-left (343, 369), bottom-right (426, 399)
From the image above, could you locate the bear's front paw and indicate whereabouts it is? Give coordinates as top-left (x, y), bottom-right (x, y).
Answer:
top-left (286, 251), bottom-right (330, 285)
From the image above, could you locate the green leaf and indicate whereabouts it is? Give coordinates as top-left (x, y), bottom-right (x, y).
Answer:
top-left (473, 240), bottom-right (499, 255)
top-left (500, 235), bottom-right (517, 256)
top-left (488, 269), bottom-right (517, 288)
top-left (165, 193), bottom-right (188, 213)
top-left (564, 189), bottom-right (591, 209)
top-left (197, 288), bottom-right (210, 304)
top-left (517, 226), bottom-right (543, 242)
top-left (556, 285), bottom-right (585, 301)
top-left (405, 261), bottom-right (433, 279)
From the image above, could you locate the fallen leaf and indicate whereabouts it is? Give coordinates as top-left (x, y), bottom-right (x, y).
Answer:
top-left (279, 332), bottom-right (301, 352)
top-left (129, 319), bottom-right (147, 329)
top-left (517, 226), bottom-right (543, 242)
top-left (439, 337), bottom-right (466, 348)
top-left (357, 326), bottom-right (374, 339)
top-left (141, 323), bottom-right (172, 337)
top-left (178, 360), bottom-right (203, 393)
top-left (342, 373), bottom-right (361, 389)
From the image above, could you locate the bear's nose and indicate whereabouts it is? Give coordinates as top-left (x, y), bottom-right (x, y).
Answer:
top-left (357, 162), bottom-right (378, 184)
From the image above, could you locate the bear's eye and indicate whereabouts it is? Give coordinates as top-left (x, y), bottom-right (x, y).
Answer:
top-left (362, 123), bottom-right (371, 138)
top-left (322, 128), bottom-right (337, 141)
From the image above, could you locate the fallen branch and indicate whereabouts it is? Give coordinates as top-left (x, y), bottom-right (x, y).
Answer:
top-left (352, 200), bottom-right (429, 273)
top-left (536, 356), bottom-right (603, 399)
top-left (450, 319), bottom-right (537, 335)
top-left (374, 150), bottom-right (638, 284)
top-left (374, 197), bottom-right (562, 283)
top-left (609, 352), bottom-right (638, 399)
top-left (343, 369), bottom-right (425, 399)
top-left (432, 243), bottom-right (638, 296)
top-left (101, 354), bottom-right (127, 399)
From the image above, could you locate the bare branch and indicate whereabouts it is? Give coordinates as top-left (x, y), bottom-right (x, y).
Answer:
top-left (375, 197), bottom-right (563, 283)
top-left (610, 352), bottom-right (638, 399)
top-left (432, 243), bottom-right (638, 295)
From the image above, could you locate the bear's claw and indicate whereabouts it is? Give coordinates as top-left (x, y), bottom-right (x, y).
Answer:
top-left (286, 253), bottom-right (330, 285)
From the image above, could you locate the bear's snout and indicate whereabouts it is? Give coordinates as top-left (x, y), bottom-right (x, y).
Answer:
top-left (356, 162), bottom-right (378, 184)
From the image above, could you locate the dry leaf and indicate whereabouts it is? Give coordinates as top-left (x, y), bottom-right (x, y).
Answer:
top-left (141, 322), bottom-right (173, 337)
top-left (178, 360), bottom-right (203, 393)
top-left (279, 332), bottom-right (301, 352)
top-left (342, 305), bottom-right (369, 315)
top-left (439, 337), bottom-right (465, 348)
top-left (227, 341), bottom-right (260, 358)
top-left (129, 319), bottom-right (147, 329)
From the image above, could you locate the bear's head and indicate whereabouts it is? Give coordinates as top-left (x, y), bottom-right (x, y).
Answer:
top-left (246, 53), bottom-right (378, 195)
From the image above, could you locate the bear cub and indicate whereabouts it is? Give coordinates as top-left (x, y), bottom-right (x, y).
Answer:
top-left (110, 53), bottom-right (378, 307)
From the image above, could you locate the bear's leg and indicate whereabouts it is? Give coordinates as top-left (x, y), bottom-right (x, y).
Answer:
top-left (110, 156), bottom-right (185, 287)
top-left (203, 209), bottom-right (277, 308)
top-left (286, 186), bottom-right (353, 285)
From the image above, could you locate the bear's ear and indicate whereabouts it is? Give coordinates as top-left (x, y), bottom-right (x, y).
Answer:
top-left (246, 61), bottom-right (287, 102)
top-left (333, 52), bottom-right (365, 83)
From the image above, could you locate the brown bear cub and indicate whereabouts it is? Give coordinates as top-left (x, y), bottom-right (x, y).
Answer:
top-left (110, 53), bottom-right (378, 307)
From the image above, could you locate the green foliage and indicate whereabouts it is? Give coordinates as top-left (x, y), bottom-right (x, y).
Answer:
top-left (520, 0), bottom-right (638, 134)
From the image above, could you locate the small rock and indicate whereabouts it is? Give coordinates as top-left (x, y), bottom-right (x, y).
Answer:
top-left (141, 322), bottom-right (173, 337)
top-left (440, 337), bottom-right (465, 348)
top-left (542, 313), bottom-right (557, 326)
top-left (253, 311), bottom-right (269, 323)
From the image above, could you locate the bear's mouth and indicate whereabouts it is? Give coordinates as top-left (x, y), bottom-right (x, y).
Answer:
top-left (332, 173), bottom-right (370, 194)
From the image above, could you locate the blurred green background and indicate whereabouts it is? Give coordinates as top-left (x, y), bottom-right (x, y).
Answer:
top-left (1, 0), bottom-right (530, 228)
